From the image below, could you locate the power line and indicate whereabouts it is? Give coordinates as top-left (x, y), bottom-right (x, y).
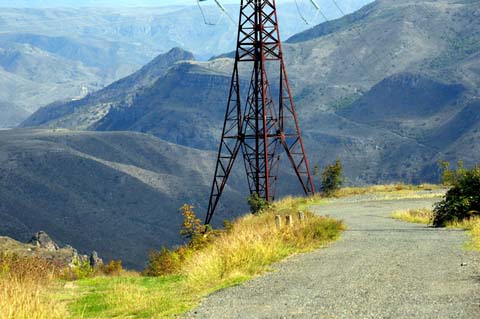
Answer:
top-left (294, 0), bottom-right (320, 25)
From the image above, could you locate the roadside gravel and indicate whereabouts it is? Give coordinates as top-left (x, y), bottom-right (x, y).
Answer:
top-left (187, 196), bottom-right (480, 318)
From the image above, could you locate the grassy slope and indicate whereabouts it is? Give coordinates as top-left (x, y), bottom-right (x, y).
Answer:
top-left (61, 195), bottom-right (343, 318)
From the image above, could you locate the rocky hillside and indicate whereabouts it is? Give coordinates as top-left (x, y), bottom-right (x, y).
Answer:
top-left (0, 129), bottom-right (251, 268)
top-left (0, 231), bottom-right (102, 268)
top-left (23, 0), bottom-right (480, 184)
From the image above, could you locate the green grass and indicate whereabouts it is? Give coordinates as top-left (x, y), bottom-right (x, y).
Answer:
top-left (68, 275), bottom-right (194, 318)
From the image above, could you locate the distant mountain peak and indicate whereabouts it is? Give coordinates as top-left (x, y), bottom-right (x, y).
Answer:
top-left (148, 47), bottom-right (195, 67)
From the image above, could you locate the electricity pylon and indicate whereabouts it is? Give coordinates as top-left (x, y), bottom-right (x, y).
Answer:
top-left (205, 0), bottom-right (315, 225)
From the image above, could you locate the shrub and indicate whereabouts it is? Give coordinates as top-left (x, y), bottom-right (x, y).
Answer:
top-left (180, 204), bottom-right (215, 250)
top-left (433, 164), bottom-right (480, 227)
top-left (99, 260), bottom-right (124, 276)
top-left (0, 252), bottom-right (59, 282)
top-left (321, 159), bottom-right (344, 196)
top-left (61, 258), bottom-right (94, 280)
top-left (247, 192), bottom-right (268, 214)
top-left (143, 248), bottom-right (183, 276)
top-left (439, 160), bottom-right (468, 186)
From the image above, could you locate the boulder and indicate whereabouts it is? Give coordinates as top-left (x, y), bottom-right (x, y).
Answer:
top-left (28, 231), bottom-right (59, 251)
top-left (89, 251), bottom-right (103, 268)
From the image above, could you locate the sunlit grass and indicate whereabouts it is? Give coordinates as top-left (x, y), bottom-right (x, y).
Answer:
top-left (66, 196), bottom-right (344, 318)
top-left (447, 218), bottom-right (480, 251)
top-left (0, 254), bottom-right (67, 319)
top-left (0, 277), bottom-right (68, 319)
top-left (391, 208), bottom-right (480, 252)
top-left (68, 276), bottom-right (194, 318)
top-left (391, 208), bottom-right (434, 224)
top-left (183, 200), bottom-right (343, 293)
top-left (334, 183), bottom-right (444, 200)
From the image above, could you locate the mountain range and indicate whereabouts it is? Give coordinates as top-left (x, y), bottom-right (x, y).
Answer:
top-left (23, 0), bottom-right (480, 184)
top-left (0, 1), bottom-right (371, 127)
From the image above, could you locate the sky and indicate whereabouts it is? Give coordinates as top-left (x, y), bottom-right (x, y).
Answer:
top-left (0, 0), bottom-right (375, 8)
top-left (0, 0), bottom-right (373, 10)
top-left (0, 0), bottom-right (241, 7)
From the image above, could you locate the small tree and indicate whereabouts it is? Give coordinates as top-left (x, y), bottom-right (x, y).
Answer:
top-left (247, 192), bottom-right (268, 214)
top-left (321, 159), bottom-right (344, 196)
top-left (180, 204), bottom-right (206, 240)
top-left (439, 160), bottom-right (467, 186)
top-left (433, 164), bottom-right (480, 227)
top-left (179, 204), bottom-right (213, 249)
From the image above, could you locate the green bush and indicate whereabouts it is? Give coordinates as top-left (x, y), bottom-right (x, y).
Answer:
top-left (143, 247), bottom-right (184, 276)
top-left (61, 258), bottom-right (94, 280)
top-left (99, 260), bottom-right (123, 276)
top-left (321, 159), bottom-right (344, 196)
top-left (433, 164), bottom-right (480, 227)
top-left (247, 192), bottom-right (268, 214)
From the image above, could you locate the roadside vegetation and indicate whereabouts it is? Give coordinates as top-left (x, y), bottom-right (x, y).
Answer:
top-left (391, 162), bottom-right (480, 251)
top-left (1, 196), bottom-right (344, 319)
top-left (391, 207), bottom-right (480, 252)
top-left (335, 183), bottom-right (444, 198)
top-left (391, 208), bottom-right (434, 224)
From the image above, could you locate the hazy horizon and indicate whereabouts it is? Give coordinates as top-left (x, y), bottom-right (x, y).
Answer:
top-left (0, 0), bottom-right (371, 8)
top-left (0, 0), bottom-right (241, 7)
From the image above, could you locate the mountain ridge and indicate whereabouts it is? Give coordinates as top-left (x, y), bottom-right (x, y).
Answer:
top-left (22, 0), bottom-right (480, 184)
top-left (0, 129), bottom-right (247, 268)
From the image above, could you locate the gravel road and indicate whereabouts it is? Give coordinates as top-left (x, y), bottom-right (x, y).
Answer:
top-left (187, 196), bottom-right (480, 318)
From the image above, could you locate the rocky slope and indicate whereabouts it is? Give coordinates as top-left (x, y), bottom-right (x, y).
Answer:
top-left (0, 231), bottom-right (102, 268)
top-left (23, 0), bottom-right (480, 184)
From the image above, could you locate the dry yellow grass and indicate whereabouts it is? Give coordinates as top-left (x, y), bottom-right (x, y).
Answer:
top-left (0, 253), bottom-right (68, 319)
top-left (0, 275), bottom-right (67, 319)
top-left (334, 184), bottom-right (444, 199)
top-left (391, 208), bottom-right (434, 224)
top-left (183, 197), bottom-right (344, 292)
top-left (391, 209), bottom-right (480, 252)
top-left (447, 218), bottom-right (480, 251)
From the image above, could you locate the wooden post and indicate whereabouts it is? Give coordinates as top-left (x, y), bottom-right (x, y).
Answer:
top-left (286, 215), bottom-right (293, 227)
top-left (275, 215), bottom-right (282, 229)
top-left (298, 211), bottom-right (305, 222)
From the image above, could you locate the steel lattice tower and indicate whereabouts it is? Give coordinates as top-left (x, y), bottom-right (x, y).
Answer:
top-left (205, 0), bottom-right (315, 225)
